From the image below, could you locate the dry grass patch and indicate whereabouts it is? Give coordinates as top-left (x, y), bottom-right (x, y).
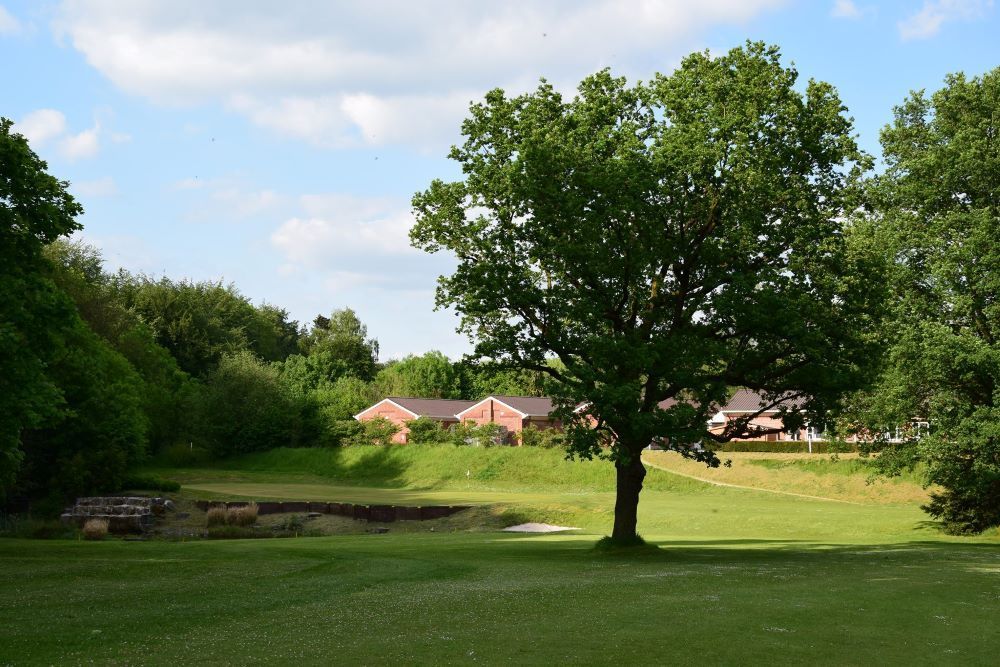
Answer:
top-left (228, 502), bottom-right (258, 527)
top-left (81, 518), bottom-right (109, 540)
top-left (206, 503), bottom-right (259, 528)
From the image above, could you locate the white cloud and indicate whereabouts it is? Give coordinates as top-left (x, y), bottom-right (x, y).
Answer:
top-left (72, 176), bottom-right (117, 197)
top-left (830, 0), bottom-right (862, 19)
top-left (59, 124), bottom-right (100, 159)
top-left (55, 0), bottom-right (788, 149)
top-left (16, 108), bottom-right (102, 159)
top-left (271, 201), bottom-right (416, 266)
top-left (899, 0), bottom-right (993, 40)
top-left (17, 109), bottom-right (67, 145)
top-left (0, 5), bottom-right (21, 35)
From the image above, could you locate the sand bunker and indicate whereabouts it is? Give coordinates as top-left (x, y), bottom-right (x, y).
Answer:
top-left (502, 523), bottom-right (579, 533)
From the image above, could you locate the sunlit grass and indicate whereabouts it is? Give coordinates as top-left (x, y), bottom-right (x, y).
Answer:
top-left (1, 533), bottom-right (998, 664)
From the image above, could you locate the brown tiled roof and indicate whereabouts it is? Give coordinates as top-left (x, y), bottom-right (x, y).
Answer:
top-left (387, 397), bottom-right (476, 419)
top-left (723, 389), bottom-right (804, 413)
top-left (488, 396), bottom-right (556, 417)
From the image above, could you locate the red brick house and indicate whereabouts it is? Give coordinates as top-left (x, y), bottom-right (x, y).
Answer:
top-left (707, 389), bottom-right (834, 443)
top-left (455, 396), bottom-right (560, 443)
top-left (355, 395), bottom-right (561, 445)
top-left (353, 397), bottom-right (476, 444)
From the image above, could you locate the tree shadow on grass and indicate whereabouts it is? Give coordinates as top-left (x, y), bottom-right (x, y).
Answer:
top-left (494, 533), bottom-right (1000, 566)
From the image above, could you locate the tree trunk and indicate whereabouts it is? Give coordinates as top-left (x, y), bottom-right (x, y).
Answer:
top-left (612, 450), bottom-right (647, 542)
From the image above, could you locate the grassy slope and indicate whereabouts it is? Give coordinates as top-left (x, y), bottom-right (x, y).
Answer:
top-left (149, 446), bottom-right (938, 539)
top-left (161, 445), bottom-right (693, 492)
top-left (643, 450), bottom-right (931, 505)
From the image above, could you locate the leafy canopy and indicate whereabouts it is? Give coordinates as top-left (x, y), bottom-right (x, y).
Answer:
top-left (0, 118), bottom-right (82, 492)
top-left (412, 43), bottom-right (883, 463)
top-left (854, 68), bottom-right (1000, 533)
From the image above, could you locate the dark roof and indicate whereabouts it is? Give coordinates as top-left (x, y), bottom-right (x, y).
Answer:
top-left (723, 389), bottom-right (804, 413)
top-left (487, 395), bottom-right (556, 417)
top-left (386, 397), bottom-right (476, 419)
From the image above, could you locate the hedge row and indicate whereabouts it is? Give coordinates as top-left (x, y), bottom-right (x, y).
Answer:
top-left (703, 441), bottom-right (859, 454)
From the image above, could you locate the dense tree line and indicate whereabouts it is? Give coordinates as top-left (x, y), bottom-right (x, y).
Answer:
top-left (0, 125), bottom-right (547, 511)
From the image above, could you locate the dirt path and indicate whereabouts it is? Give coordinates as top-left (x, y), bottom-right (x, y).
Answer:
top-left (641, 455), bottom-right (864, 505)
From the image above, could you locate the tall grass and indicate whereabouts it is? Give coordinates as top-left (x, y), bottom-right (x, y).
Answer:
top-left (206, 503), bottom-right (259, 528)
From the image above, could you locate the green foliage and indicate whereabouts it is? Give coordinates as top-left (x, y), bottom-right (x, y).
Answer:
top-left (411, 43), bottom-right (884, 538)
top-left (0, 117), bottom-right (83, 494)
top-left (376, 351), bottom-right (460, 398)
top-left (404, 416), bottom-right (452, 444)
top-left (519, 425), bottom-right (565, 448)
top-left (449, 421), bottom-right (508, 447)
top-left (349, 417), bottom-right (400, 446)
top-left (44, 240), bottom-right (196, 452)
top-left (18, 318), bottom-right (148, 503)
top-left (300, 309), bottom-right (379, 382)
top-left (854, 67), bottom-right (1000, 533)
top-left (111, 275), bottom-right (300, 377)
top-left (197, 351), bottom-right (300, 457)
top-left (705, 441), bottom-right (859, 454)
top-left (456, 360), bottom-right (552, 399)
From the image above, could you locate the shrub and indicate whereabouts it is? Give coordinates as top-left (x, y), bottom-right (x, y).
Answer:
top-left (275, 514), bottom-right (306, 532)
top-left (82, 518), bottom-right (109, 540)
top-left (196, 350), bottom-right (300, 457)
top-left (349, 417), bottom-right (400, 446)
top-left (703, 440), bottom-right (859, 454)
top-left (404, 416), bottom-right (451, 444)
top-left (206, 506), bottom-right (228, 527)
top-left (121, 473), bottom-right (181, 492)
top-left (228, 502), bottom-right (258, 527)
top-left (450, 422), bottom-right (508, 447)
top-left (520, 425), bottom-right (565, 448)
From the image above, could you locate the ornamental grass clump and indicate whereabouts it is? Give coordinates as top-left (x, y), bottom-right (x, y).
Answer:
top-left (82, 518), bottom-right (109, 541)
top-left (205, 506), bottom-right (228, 527)
top-left (228, 502), bottom-right (258, 527)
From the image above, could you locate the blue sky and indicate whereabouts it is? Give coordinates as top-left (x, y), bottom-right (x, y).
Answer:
top-left (2, 0), bottom-right (998, 359)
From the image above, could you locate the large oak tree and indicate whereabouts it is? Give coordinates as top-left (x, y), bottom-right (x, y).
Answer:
top-left (411, 43), bottom-right (884, 542)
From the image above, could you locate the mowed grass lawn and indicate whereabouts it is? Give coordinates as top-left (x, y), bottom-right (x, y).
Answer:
top-left (2, 446), bottom-right (999, 664)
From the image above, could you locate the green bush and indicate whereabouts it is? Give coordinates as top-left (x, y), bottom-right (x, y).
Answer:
top-left (404, 416), bottom-right (451, 444)
top-left (121, 473), bottom-right (180, 492)
top-left (704, 440), bottom-right (859, 454)
top-left (349, 417), bottom-right (400, 446)
top-left (196, 351), bottom-right (301, 457)
top-left (519, 425), bottom-right (565, 448)
top-left (450, 422), bottom-right (508, 447)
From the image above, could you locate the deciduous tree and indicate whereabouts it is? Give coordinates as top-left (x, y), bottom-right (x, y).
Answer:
top-left (852, 68), bottom-right (1000, 533)
top-left (412, 43), bottom-right (883, 542)
top-left (0, 118), bottom-right (82, 494)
